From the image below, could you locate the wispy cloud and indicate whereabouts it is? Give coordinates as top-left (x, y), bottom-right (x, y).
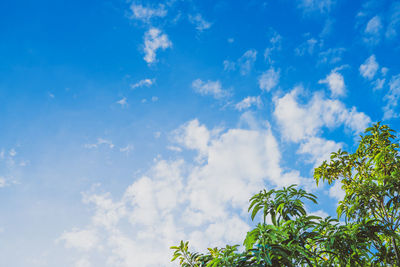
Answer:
top-left (264, 31), bottom-right (282, 63)
top-left (116, 97), bottom-right (128, 108)
top-left (386, 2), bottom-right (400, 39)
top-left (192, 79), bottom-right (229, 99)
top-left (363, 15), bottom-right (383, 45)
top-left (130, 78), bottom-right (155, 89)
top-left (318, 47), bottom-right (345, 65)
top-left (383, 74), bottom-right (400, 119)
top-left (143, 28), bottom-right (172, 64)
top-left (295, 38), bottom-right (318, 56)
top-left (224, 49), bottom-right (257, 75)
top-left (238, 50), bottom-right (257, 75)
top-left (297, 0), bottom-right (336, 14)
top-left (188, 14), bottom-right (212, 32)
top-left (235, 96), bottom-right (262, 111)
top-left (84, 138), bottom-right (114, 149)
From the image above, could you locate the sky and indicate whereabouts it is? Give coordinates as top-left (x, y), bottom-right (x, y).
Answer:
top-left (1, 0), bottom-right (400, 266)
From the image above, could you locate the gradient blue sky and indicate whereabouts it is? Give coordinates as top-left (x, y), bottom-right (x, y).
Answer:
top-left (1, 0), bottom-right (400, 266)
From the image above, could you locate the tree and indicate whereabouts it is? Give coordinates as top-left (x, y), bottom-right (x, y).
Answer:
top-left (171, 123), bottom-right (400, 266)
top-left (315, 123), bottom-right (400, 265)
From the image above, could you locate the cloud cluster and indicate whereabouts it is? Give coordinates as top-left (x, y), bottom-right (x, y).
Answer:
top-left (143, 28), bottom-right (172, 64)
top-left (273, 88), bottom-right (370, 166)
top-left (59, 119), bottom-right (311, 266)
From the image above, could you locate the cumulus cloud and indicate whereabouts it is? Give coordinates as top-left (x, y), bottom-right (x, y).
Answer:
top-left (188, 14), bottom-right (212, 32)
top-left (130, 3), bottom-right (167, 22)
top-left (383, 74), bottom-right (400, 119)
top-left (359, 55), bottom-right (379, 80)
top-left (274, 88), bottom-right (370, 167)
top-left (59, 119), bottom-right (311, 266)
top-left (298, 137), bottom-right (342, 167)
top-left (258, 67), bottom-right (280, 92)
top-left (319, 70), bottom-right (346, 97)
top-left (143, 28), bottom-right (172, 64)
top-left (192, 79), bottom-right (228, 99)
top-left (235, 96), bottom-right (262, 111)
top-left (130, 78), bottom-right (155, 89)
top-left (273, 88), bottom-right (370, 143)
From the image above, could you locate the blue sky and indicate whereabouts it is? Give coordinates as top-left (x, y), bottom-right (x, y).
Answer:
top-left (1, 0), bottom-right (400, 266)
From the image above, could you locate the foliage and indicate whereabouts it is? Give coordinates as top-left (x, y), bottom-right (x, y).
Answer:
top-left (171, 123), bottom-right (400, 266)
top-left (315, 122), bottom-right (400, 265)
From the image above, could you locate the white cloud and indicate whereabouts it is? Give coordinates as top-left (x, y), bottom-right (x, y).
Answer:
top-left (173, 119), bottom-right (210, 156)
top-left (298, 137), bottom-right (342, 167)
top-left (223, 49), bottom-right (257, 75)
top-left (130, 78), bottom-right (155, 89)
top-left (318, 47), bottom-right (345, 64)
top-left (59, 119), bottom-right (311, 266)
top-left (319, 70), bottom-right (346, 97)
top-left (386, 2), bottom-right (400, 39)
top-left (84, 138), bottom-right (114, 149)
top-left (297, 0), bottom-right (335, 14)
top-left (238, 49), bottom-right (257, 75)
top-left (75, 258), bottom-right (91, 267)
top-left (295, 38), bottom-right (318, 56)
top-left (223, 60), bottom-right (236, 71)
top-left (0, 177), bottom-right (6, 188)
top-left (273, 88), bottom-right (371, 143)
top-left (9, 148), bottom-right (16, 157)
top-left (329, 180), bottom-right (345, 201)
top-left (116, 97), bottom-right (127, 107)
top-left (383, 74), bottom-right (400, 119)
top-left (143, 28), bottom-right (172, 64)
top-left (192, 79), bottom-right (228, 99)
top-left (119, 144), bottom-right (134, 154)
top-left (235, 96), bottom-right (262, 111)
top-left (58, 228), bottom-right (99, 251)
top-left (363, 15), bottom-right (383, 45)
top-left (188, 14), bottom-right (212, 32)
top-left (258, 67), bottom-right (280, 92)
top-left (264, 31), bottom-right (282, 63)
top-left (359, 55), bottom-right (379, 80)
top-left (130, 4), bottom-right (167, 22)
